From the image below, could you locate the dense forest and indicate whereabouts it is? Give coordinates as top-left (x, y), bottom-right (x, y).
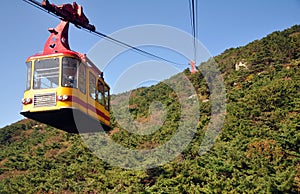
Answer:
top-left (0, 25), bottom-right (299, 193)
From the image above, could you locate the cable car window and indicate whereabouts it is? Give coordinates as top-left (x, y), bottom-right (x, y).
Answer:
top-left (97, 80), bottom-right (104, 105)
top-left (78, 63), bottom-right (86, 94)
top-left (62, 57), bottom-right (78, 88)
top-left (26, 61), bottom-right (32, 90)
top-left (104, 84), bottom-right (110, 111)
top-left (89, 72), bottom-right (96, 100)
top-left (33, 58), bottom-right (59, 89)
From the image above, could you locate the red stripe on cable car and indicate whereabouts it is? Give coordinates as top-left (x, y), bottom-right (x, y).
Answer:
top-left (71, 96), bottom-right (110, 121)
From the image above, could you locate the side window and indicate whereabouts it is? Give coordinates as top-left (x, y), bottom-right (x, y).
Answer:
top-left (104, 84), bottom-right (110, 111)
top-left (89, 72), bottom-right (96, 100)
top-left (26, 61), bottom-right (32, 90)
top-left (97, 79), bottom-right (110, 110)
top-left (97, 80), bottom-right (104, 105)
top-left (62, 57), bottom-right (78, 88)
top-left (78, 63), bottom-right (86, 94)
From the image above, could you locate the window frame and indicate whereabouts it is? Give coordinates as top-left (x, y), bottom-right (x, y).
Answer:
top-left (61, 57), bottom-right (79, 88)
top-left (25, 61), bottom-right (32, 90)
top-left (33, 57), bottom-right (60, 90)
top-left (78, 62), bottom-right (86, 94)
top-left (89, 72), bottom-right (96, 100)
top-left (104, 83), bottom-right (110, 111)
top-left (97, 78), bottom-right (110, 111)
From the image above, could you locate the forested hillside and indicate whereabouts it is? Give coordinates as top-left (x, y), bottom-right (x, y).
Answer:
top-left (0, 25), bottom-right (299, 193)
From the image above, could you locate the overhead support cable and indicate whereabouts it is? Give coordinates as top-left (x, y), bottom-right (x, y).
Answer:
top-left (82, 29), bottom-right (185, 66)
top-left (22, 0), bottom-right (187, 67)
top-left (188, 0), bottom-right (198, 64)
top-left (188, 0), bottom-right (199, 73)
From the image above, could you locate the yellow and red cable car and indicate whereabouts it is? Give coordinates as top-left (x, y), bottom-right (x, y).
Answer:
top-left (21, 1), bottom-right (110, 133)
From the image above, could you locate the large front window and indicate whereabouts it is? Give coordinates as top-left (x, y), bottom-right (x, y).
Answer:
top-left (33, 58), bottom-right (59, 89)
top-left (62, 57), bottom-right (78, 88)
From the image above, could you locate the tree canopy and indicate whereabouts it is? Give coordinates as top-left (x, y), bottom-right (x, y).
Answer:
top-left (0, 25), bottom-right (299, 193)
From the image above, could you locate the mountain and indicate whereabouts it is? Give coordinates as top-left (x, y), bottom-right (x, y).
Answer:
top-left (0, 25), bottom-right (299, 193)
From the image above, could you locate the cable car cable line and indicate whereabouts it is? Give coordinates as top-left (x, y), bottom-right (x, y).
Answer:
top-left (82, 28), bottom-right (187, 66)
top-left (188, 0), bottom-right (198, 64)
top-left (22, 0), bottom-right (188, 66)
top-left (22, 0), bottom-right (58, 18)
top-left (194, 0), bottom-right (198, 63)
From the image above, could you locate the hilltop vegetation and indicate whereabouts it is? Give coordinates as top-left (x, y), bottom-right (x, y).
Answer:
top-left (0, 25), bottom-right (299, 193)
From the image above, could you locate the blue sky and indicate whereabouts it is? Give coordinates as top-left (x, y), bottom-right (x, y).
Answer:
top-left (0, 0), bottom-right (299, 128)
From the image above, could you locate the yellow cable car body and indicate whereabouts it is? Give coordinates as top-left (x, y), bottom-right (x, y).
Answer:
top-left (21, 2), bottom-right (111, 133)
top-left (21, 51), bottom-right (110, 133)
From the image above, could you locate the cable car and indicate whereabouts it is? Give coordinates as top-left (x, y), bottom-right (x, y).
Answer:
top-left (20, 1), bottom-right (110, 133)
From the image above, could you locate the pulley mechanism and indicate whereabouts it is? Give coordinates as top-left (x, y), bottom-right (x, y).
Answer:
top-left (42, 0), bottom-right (95, 31)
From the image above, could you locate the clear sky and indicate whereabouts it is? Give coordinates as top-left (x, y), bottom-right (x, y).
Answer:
top-left (0, 0), bottom-right (299, 128)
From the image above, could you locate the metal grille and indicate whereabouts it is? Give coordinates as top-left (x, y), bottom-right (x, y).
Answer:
top-left (34, 93), bottom-right (56, 107)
